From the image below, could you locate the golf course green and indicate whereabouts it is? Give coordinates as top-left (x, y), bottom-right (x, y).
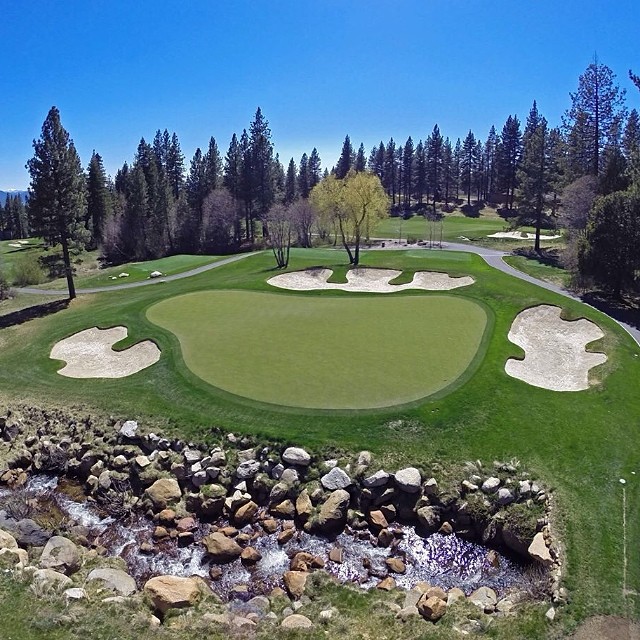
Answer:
top-left (146, 290), bottom-right (488, 409)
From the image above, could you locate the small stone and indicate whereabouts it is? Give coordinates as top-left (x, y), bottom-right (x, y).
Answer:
top-left (282, 447), bottom-right (311, 466)
top-left (236, 460), bottom-right (260, 480)
top-left (363, 470), bottom-right (390, 488)
top-left (328, 546), bottom-right (344, 563)
top-left (385, 557), bottom-right (406, 574)
top-left (417, 595), bottom-right (447, 621)
top-left (545, 606), bottom-right (556, 621)
top-left (64, 587), bottom-right (87, 600)
top-left (277, 529), bottom-right (295, 544)
top-left (438, 521), bottom-right (453, 535)
top-left (481, 477), bottom-right (501, 493)
top-left (261, 519), bottom-right (278, 534)
top-left (376, 576), bottom-right (396, 591)
top-left (283, 571), bottom-right (308, 599)
top-left (135, 455), bottom-right (151, 469)
top-left (469, 586), bottom-right (497, 612)
top-left (368, 510), bottom-right (388, 529)
top-left (119, 421), bottom-right (138, 439)
top-left (424, 477), bottom-right (438, 495)
top-left (281, 468), bottom-right (299, 485)
top-left (496, 487), bottom-right (514, 505)
top-left (394, 467), bottom-right (422, 493)
top-left (447, 587), bottom-right (466, 605)
top-left (240, 547), bottom-right (262, 565)
top-left (461, 480), bottom-right (478, 492)
top-left (281, 614), bottom-right (313, 629)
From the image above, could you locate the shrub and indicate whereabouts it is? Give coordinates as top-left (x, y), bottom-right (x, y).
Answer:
top-left (0, 268), bottom-right (11, 300)
top-left (12, 256), bottom-right (45, 286)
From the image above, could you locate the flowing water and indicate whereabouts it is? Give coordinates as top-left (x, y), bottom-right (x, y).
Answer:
top-left (0, 475), bottom-right (531, 600)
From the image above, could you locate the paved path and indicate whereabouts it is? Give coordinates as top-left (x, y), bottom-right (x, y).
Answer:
top-left (16, 252), bottom-right (255, 296)
top-left (16, 241), bottom-right (640, 347)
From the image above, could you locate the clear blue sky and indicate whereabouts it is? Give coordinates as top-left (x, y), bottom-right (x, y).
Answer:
top-left (1, 0), bottom-right (638, 189)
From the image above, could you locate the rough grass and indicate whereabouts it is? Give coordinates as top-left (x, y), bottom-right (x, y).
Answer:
top-left (146, 290), bottom-right (488, 409)
top-left (0, 247), bottom-right (638, 635)
top-left (504, 254), bottom-right (571, 288)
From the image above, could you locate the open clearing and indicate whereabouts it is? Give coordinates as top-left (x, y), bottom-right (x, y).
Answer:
top-left (267, 267), bottom-right (474, 292)
top-left (146, 290), bottom-right (488, 409)
top-left (505, 305), bottom-right (607, 391)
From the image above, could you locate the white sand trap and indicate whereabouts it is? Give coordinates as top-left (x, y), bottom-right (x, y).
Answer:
top-left (488, 231), bottom-right (561, 240)
top-left (7, 243), bottom-right (22, 248)
top-left (50, 326), bottom-right (161, 378)
top-left (268, 267), bottom-right (474, 293)
top-left (505, 305), bottom-right (607, 391)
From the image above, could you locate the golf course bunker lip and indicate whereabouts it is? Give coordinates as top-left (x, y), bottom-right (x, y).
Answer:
top-left (146, 290), bottom-right (488, 410)
top-left (505, 305), bottom-right (607, 392)
top-left (50, 326), bottom-right (161, 379)
top-left (267, 267), bottom-right (474, 292)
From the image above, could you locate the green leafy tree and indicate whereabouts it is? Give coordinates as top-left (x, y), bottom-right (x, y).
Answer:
top-left (26, 106), bottom-right (87, 299)
top-left (579, 190), bottom-right (640, 296)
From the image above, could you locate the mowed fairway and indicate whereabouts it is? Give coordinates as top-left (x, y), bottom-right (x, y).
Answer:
top-left (147, 290), bottom-right (488, 409)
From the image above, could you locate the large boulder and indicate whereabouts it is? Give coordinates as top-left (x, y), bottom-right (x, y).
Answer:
top-left (143, 575), bottom-right (200, 614)
top-left (234, 501), bottom-right (259, 525)
top-left (528, 532), bottom-right (553, 566)
top-left (469, 586), bottom-right (498, 612)
top-left (316, 489), bottom-right (350, 533)
top-left (417, 594), bottom-right (447, 621)
top-left (295, 490), bottom-right (313, 520)
top-left (0, 529), bottom-right (18, 551)
top-left (145, 478), bottom-right (181, 510)
top-left (202, 532), bottom-right (242, 564)
top-left (416, 506), bottom-right (440, 532)
top-left (86, 568), bottom-right (137, 596)
top-left (236, 460), bottom-right (260, 480)
top-left (281, 613), bottom-right (313, 629)
top-left (283, 571), bottom-right (308, 599)
top-left (320, 467), bottom-right (352, 491)
top-left (394, 467), bottom-right (422, 493)
top-left (40, 536), bottom-right (81, 575)
top-left (31, 568), bottom-right (72, 594)
top-left (282, 447), bottom-right (311, 467)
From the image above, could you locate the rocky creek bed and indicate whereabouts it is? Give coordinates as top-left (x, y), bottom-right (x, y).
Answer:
top-left (0, 406), bottom-right (564, 629)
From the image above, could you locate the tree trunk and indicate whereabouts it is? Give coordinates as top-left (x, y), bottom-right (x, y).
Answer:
top-left (60, 233), bottom-right (76, 300)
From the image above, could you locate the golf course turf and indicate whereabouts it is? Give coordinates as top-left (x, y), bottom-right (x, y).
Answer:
top-left (146, 290), bottom-right (488, 409)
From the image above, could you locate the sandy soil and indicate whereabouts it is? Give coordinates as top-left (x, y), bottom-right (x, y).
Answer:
top-left (50, 326), bottom-right (161, 378)
top-left (505, 305), bottom-right (607, 391)
top-left (487, 231), bottom-right (561, 240)
top-left (268, 268), bottom-right (474, 292)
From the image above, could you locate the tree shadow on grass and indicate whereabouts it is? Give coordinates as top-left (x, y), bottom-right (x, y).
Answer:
top-left (581, 291), bottom-right (640, 331)
top-left (0, 299), bottom-right (69, 329)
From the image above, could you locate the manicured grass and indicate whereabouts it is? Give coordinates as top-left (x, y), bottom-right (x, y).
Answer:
top-left (504, 254), bottom-right (571, 288)
top-left (147, 290), bottom-right (488, 409)
top-left (0, 247), bottom-right (639, 634)
top-left (39, 254), bottom-right (223, 290)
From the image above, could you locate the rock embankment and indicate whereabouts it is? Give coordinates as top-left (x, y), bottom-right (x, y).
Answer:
top-left (0, 405), bottom-right (564, 629)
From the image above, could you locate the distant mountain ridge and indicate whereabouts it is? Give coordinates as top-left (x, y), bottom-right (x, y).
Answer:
top-left (0, 190), bottom-right (28, 203)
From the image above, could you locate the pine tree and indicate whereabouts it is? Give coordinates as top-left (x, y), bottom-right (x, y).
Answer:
top-left (623, 109), bottom-right (640, 186)
top-left (442, 138), bottom-right (453, 205)
top-left (249, 108), bottom-right (275, 227)
top-left (497, 115), bottom-right (522, 210)
top-left (484, 126), bottom-right (499, 201)
top-left (26, 106), bottom-right (87, 299)
top-left (473, 140), bottom-right (485, 202)
top-left (461, 131), bottom-right (476, 206)
top-left (413, 140), bottom-right (426, 206)
top-left (453, 139), bottom-right (462, 201)
top-left (336, 135), bottom-right (355, 179)
top-left (297, 153), bottom-right (310, 199)
top-left (283, 158), bottom-right (297, 204)
top-left (517, 101), bottom-right (550, 251)
top-left (86, 151), bottom-right (113, 248)
top-left (271, 154), bottom-right (285, 201)
top-left (204, 137), bottom-right (222, 194)
top-left (564, 59), bottom-right (627, 177)
top-left (402, 137), bottom-right (414, 207)
top-left (308, 148), bottom-right (322, 190)
top-left (186, 148), bottom-right (207, 231)
top-left (383, 138), bottom-right (397, 204)
top-left (166, 133), bottom-right (185, 198)
top-left (368, 142), bottom-right (385, 180)
top-left (239, 129), bottom-right (254, 241)
top-left (427, 125), bottom-right (444, 208)
top-left (355, 143), bottom-right (366, 172)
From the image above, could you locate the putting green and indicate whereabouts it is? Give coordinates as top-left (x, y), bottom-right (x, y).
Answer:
top-left (147, 290), bottom-right (488, 409)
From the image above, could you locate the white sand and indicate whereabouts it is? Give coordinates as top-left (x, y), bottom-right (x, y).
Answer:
top-left (7, 243), bottom-right (22, 248)
top-left (50, 326), bottom-right (161, 378)
top-left (505, 305), bottom-right (607, 391)
top-left (488, 231), bottom-right (561, 240)
top-left (267, 267), bottom-right (474, 292)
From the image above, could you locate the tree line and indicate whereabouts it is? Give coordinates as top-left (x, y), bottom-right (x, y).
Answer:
top-left (23, 59), bottom-right (640, 299)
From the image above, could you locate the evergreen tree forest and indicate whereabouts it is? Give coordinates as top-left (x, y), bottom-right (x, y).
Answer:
top-left (20, 60), bottom-right (640, 296)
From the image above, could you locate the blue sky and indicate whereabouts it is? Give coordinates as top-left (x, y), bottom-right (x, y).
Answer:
top-left (1, 0), bottom-right (638, 189)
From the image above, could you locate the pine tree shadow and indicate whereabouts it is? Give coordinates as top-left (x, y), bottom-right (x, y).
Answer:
top-left (0, 299), bottom-right (70, 329)
top-left (581, 291), bottom-right (640, 331)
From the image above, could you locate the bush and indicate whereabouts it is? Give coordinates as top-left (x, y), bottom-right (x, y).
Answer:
top-left (12, 256), bottom-right (45, 286)
top-left (0, 269), bottom-right (11, 300)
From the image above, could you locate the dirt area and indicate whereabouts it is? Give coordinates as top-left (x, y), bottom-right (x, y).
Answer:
top-left (50, 326), bottom-right (161, 378)
top-left (505, 305), bottom-right (607, 391)
top-left (268, 268), bottom-right (474, 292)
top-left (571, 615), bottom-right (640, 639)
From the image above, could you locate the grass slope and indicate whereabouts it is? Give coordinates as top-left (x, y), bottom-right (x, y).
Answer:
top-left (146, 290), bottom-right (488, 409)
top-left (0, 247), bottom-right (638, 632)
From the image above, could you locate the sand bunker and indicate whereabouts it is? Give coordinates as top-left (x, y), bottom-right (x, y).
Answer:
top-left (488, 231), bottom-right (561, 240)
top-left (268, 268), bottom-right (474, 293)
top-left (505, 305), bottom-right (607, 391)
top-left (50, 326), bottom-right (161, 379)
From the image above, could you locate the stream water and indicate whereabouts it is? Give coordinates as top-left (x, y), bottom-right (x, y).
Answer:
top-left (0, 475), bottom-right (531, 600)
